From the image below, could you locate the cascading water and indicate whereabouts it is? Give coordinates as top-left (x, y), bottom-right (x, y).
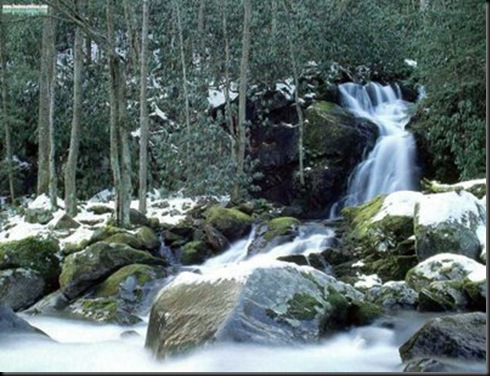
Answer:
top-left (330, 82), bottom-right (418, 216)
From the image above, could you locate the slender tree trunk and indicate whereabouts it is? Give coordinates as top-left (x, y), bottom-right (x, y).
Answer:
top-left (122, 0), bottom-right (140, 70)
top-left (107, 0), bottom-right (131, 227)
top-left (174, 0), bottom-right (190, 142)
top-left (37, 7), bottom-right (56, 196)
top-left (221, 0), bottom-right (235, 164)
top-left (287, 38), bottom-right (305, 186)
top-left (48, 10), bottom-right (58, 210)
top-left (64, 0), bottom-right (84, 217)
top-left (0, 0), bottom-right (15, 202)
top-left (232, 0), bottom-right (251, 202)
top-left (198, 0), bottom-right (205, 59)
top-left (138, 0), bottom-right (149, 214)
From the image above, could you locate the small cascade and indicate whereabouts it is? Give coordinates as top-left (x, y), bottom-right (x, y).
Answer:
top-left (330, 82), bottom-right (419, 216)
top-left (157, 235), bottom-right (178, 266)
top-left (197, 223), bottom-right (337, 274)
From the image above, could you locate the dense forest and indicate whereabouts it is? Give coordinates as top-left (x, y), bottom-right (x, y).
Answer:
top-left (0, 1), bottom-right (487, 372)
top-left (0, 0), bottom-right (486, 223)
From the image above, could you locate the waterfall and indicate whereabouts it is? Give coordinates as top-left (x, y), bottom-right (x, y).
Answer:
top-left (330, 82), bottom-right (418, 216)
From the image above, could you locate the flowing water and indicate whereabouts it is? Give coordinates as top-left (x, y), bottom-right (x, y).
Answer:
top-left (330, 82), bottom-right (419, 216)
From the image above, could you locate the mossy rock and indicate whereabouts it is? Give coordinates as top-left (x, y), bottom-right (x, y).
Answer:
top-left (135, 226), bottom-right (160, 250)
top-left (67, 297), bottom-right (142, 325)
top-left (264, 217), bottom-right (300, 241)
top-left (130, 209), bottom-right (149, 226)
top-left (89, 226), bottom-right (127, 245)
top-left (59, 241), bottom-right (166, 299)
top-left (362, 254), bottom-right (418, 282)
top-left (418, 280), bottom-right (468, 312)
top-left (0, 236), bottom-right (61, 290)
top-left (462, 277), bottom-right (486, 312)
top-left (94, 264), bottom-right (165, 298)
top-left (104, 232), bottom-right (144, 250)
top-left (204, 205), bottom-right (253, 242)
top-left (180, 241), bottom-right (213, 265)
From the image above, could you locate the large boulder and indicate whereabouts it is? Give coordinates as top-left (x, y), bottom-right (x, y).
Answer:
top-left (247, 217), bottom-right (300, 256)
top-left (366, 281), bottom-right (418, 310)
top-left (406, 253), bottom-right (486, 292)
top-left (145, 262), bottom-right (379, 359)
top-left (0, 304), bottom-right (50, 342)
top-left (0, 236), bottom-right (61, 292)
top-left (414, 191), bottom-right (486, 261)
top-left (203, 205), bottom-right (253, 242)
top-left (341, 191), bottom-right (422, 282)
top-left (0, 268), bottom-right (45, 311)
top-left (65, 264), bottom-right (167, 325)
top-left (59, 241), bottom-right (166, 299)
top-left (399, 312), bottom-right (486, 362)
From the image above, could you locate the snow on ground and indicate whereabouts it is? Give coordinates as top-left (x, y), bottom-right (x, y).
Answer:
top-left (0, 190), bottom-right (212, 246)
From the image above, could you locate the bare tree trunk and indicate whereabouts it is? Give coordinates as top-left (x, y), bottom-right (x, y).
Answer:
top-left (197, 0), bottom-right (205, 59)
top-left (48, 9), bottom-right (58, 210)
top-left (232, 0), bottom-right (251, 202)
top-left (64, 0), bottom-right (84, 217)
top-left (287, 37), bottom-right (305, 186)
top-left (122, 0), bottom-right (140, 70)
top-left (107, 0), bottom-right (131, 227)
top-left (174, 0), bottom-right (190, 142)
top-left (37, 7), bottom-right (55, 196)
top-left (0, 0), bottom-right (15, 202)
top-left (138, 0), bottom-right (149, 214)
top-left (221, 0), bottom-right (235, 164)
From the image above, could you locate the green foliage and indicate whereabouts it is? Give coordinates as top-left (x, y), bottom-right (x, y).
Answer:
top-left (411, 0), bottom-right (485, 181)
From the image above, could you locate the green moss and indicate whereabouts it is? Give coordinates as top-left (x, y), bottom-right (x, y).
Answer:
top-left (74, 298), bottom-right (141, 325)
top-left (285, 293), bottom-right (320, 321)
top-left (264, 217), bottom-right (300, 241)
top-left (349, 301), bottom-right (383, 325)
top-left (104, 233), bottom-right (143, 250)
top-left (365, 254), bottom-right (418, 282)
top-left (0, 236), bottom-right (60, 289)
top-left (204, 206), bottom-right (253, 241)
top-left (89, 226), bottom-right (126, 245)
top-left (181, 241), bottom-right (211, 265)
top-left (341, 195), bottom-right (384, 240)
top-left (94, 264), bottom-right (157, 297)
top-left (135, 226), bottom-right (160, 250)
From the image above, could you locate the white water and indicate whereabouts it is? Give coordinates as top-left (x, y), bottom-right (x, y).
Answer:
top-left (331, 82), bottom-right (418, 215)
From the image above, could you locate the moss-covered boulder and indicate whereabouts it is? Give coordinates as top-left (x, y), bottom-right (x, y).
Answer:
top-left (135, 226), bottom-right (160, 250)
top-left (414, 191), bottom-right (486, 262)
top-left (248, 217), bottom-right (300, 256)
top-left (204, 205), bottom-right (253, 242)
top-left (406, 253), bottom-right (486, 293)
top-left (0, 237), bottom-right (61, 291)
top-left (418, 280), bottom-right (468, 312)
top-left (145, 261), bottom-right (375, 359)
top-left (24, 208), bottom-right (53, 225)
top-left (399, 312), bottom-right (486, 362)
top-left (67, 298), bottom-right (141, 326)
top-left (59, 241), bottom-right (166, 299)
top-left (129, 208), bottom-right (149, 226)
top-left (65, 264), bottom-right (167, 325)
top-left (461, 268), bottom-right (486, 312)
top-left (180, 241), bottom-right (213, 265)
top-left (341, 191), bottom-right (422, 282)
top-left (104, 232), bottom-right (144, 250)
top-left (0, 268), bottom-right (45, 311)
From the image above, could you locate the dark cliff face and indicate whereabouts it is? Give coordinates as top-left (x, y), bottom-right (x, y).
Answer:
top-left (246, 91), bottom-right (378, 219)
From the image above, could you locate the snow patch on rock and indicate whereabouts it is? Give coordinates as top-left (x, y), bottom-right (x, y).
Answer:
top-left (372, 191), bottom-right (423, 222)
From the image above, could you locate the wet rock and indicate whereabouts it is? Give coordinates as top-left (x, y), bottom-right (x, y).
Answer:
top-left (0, 268), bottom-right (45, 311)
top-left (399, 312), bottom-right (486, 362)
top-left (203, 205), bottom-right (253, 242)
top-left (0, 304), bottom-right (50, 341)
top-left (366, 281), bottom-right (418, 310)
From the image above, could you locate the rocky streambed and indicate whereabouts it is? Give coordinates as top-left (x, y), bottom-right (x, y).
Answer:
top-left (0, 179), bottom-right (487, 372)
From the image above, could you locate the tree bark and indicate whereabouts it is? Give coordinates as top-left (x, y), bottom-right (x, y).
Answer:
top-left (107, 0), bottom-right (131, 227)
top-left (0, 0), bottom-right (15, 202)
top-left (138, 0), bottom-right (149, 214)
top-left (174, 0), bottom-right (190, 142)
top-left (221, 0), bottom-right (235, 165)
top-left (232, 0), bottom-right (251, 202)
top-left (37, 6), bottom-right (56, 196)
top-left (64, 0), bottom-right (85, 217)
top-left (48, 7), bottom-right (58, 210)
